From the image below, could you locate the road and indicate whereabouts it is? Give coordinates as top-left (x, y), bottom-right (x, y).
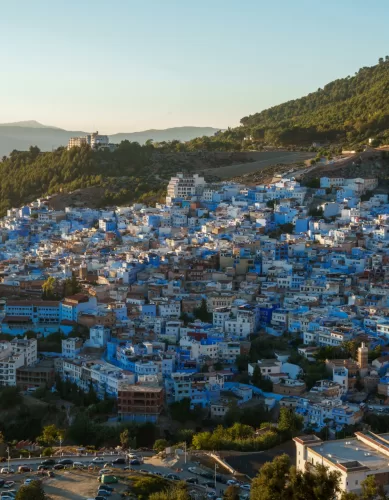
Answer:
top-left (204, 151), bottom-right (312, 179)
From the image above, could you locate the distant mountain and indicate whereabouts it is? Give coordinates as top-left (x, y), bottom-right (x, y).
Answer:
top-left (110, 126), bottom-right (221, 144)
top-left (0, 120), bottom-right (62, 129)
top-left (0, 123), bottom-right (221, 156)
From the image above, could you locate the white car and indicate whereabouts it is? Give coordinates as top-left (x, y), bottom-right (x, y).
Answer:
top-left (227, 479), bottom-right (237, 485)
top-left (0, 468), bottom-right (14, 474)
top-left (98, 468), bottom-right (112, 476)
top-left (24, 478), bottom-right (34, 485)
top-left (241, 484), bottom-right (251, 490)
top-left (93, 457), bottom-right (105, 463)
top-left (188, 467), bottom-right (201, 475)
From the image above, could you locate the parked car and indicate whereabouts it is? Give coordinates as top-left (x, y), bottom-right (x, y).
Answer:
top-left (98, 469), bottom-right (113, 476)
top-left (95, 497), bottom-right (106, 500)
top-left (166, 474), bottom-right (180, 481)
top-left (188, 467), bottom-right (201, 475)
top-left (97, 490), bottom-right (110, 498)
top-left (53, 464), bottom-right (65, 470)
top-left (227, 479), bottom-right (238, 486)
top-left (98, 485), bottom-right (114, 492)
top-left (18, 466), bottom-right (33, 473)
top-left (3, 482), bottom-right (15, 489)
top-left (201, 472), bottom-right (213, 480)
top-left (241, 484), bottom-right (251, 490)
top-left (204, 481), bottom-right (216, 489)
top-left (130, 459), bottom-right (140, 465)
top-left (37, 465), bottom-right (52, 471)
top-left (48, 471), bottom-right (55, 477)
top-left (98, 475), bottom-right (118, 484)
top-left (111, 457), bottom-right (126, 465)
top-left (140, 469), bottom-right (149, 474)
top-left (186, 477), bottom-right (198, 484)
top-left (0, 468), bottom-right (14, 474)
top-left (24, 479), bottom-right (34, 485)
top-left (0, 480), bottom-right (4, 487)
top-left (58, 459), bottom-right (74, 465)
top-left (73, 462), bottom-right (86, 469)
top-left (41, 459), bottom-right (56, 466)
top-left (93, 457), bottom-right (105, 463)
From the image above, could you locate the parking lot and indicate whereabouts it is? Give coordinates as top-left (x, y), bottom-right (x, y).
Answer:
top-left (0, 453), bottom-right (251, 499)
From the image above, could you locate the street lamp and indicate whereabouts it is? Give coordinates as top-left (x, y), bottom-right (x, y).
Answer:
top-left (214, 463), bottom-right (219, 492)
top-left (6, 447), bottom-right (10, 472)
top-left (59, 436), bottom-right (63, 456)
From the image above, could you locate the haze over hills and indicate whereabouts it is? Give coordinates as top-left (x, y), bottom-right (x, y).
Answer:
top-left (0, 123), bottom-right (221, 156)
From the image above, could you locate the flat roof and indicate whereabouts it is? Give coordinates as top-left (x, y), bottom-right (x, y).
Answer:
top-left (308, 436), bottom-right (389, 472)
top-left (118, 384), bottom-right (163, 393)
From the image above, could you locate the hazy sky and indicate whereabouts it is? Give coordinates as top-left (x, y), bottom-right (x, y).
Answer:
top-left (1, 0), bottom-right (389, 133)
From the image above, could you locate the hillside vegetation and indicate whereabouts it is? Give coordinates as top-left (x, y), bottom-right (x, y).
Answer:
top-left (0, 143), bottom-right (250, 214)
top-left (240, 58), bottom-right (389, 146)
top-left (0, 142), bottom-right (160, 214)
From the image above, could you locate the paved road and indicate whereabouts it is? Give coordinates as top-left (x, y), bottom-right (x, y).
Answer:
top-left (205, 151), bottom-right (312, 179)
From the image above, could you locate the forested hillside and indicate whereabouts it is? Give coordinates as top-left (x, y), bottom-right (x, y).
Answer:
top-left (240, 58), bottom-right (389, 146)
top-left (0, 141), bottom-right (159, 215)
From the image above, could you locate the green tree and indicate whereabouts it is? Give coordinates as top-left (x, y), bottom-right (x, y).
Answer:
top-left (120, 428), bottom-right (130, 449)
top-left (16, 480), bottom-right (48, 500)
top-left (250, 453), bottom-right (291, 499)
top-left (235, 354), bottom-right (249, 372)
top-left (278, 408), bottom-right (303, 435)
top-left (360, 474), bottom-right (388, 499)
top-left (252, 365), bottom-right (262, 387)
top-left (193, 298), bottom-right (212, 322)
top-left (149, 482), bottom-right (190, 500)
top-left (42, 276), bottom-right (59, 300)
top-left (129, 475), bottom-right (171, 500)
top-left (153, 439), bottom-right (168, 452)
top-left (340, 493), bottom-right (360, 500)
top-left (0, 386), bottom-right (22, 409)
top-left (223, 485), bottom-right (240, 499)
top-left (37, 424), bottom-right (62, 446)
top-left (251, 455), bottom-right (341, 500)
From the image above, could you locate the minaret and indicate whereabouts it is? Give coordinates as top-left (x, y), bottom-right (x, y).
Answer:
top-left (358, 342), bottom-right (368, 377)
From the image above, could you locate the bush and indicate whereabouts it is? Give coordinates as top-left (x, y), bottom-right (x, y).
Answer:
top-left (153, 439), bottom-right (168, 453)
top-left (42, 447), bottom-right (53, 457)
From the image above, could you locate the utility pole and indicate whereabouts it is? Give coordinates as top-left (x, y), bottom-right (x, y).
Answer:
top-left (184, 441), bottom-right (187, 464)
top-left (59, 436), bottom-right (63, 456)
top-left (214, 463), bottom-right (219, 492)
top-left (6, 447), bottom-right (10, 472)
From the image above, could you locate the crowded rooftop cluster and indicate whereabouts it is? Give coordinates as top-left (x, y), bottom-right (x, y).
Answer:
top-left (0, 170), bottom-right (388, 435)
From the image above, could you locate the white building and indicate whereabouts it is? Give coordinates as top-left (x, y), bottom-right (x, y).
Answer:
top-left (224, 309), bottom-right (255, 337)
top-left (10, 338), bottom-right (38, 367)
top-left (0, 347), bottom-right (24, 386)
top-left (295, 431), bottom-right (389, 496)
top-left (87, 326), bottom-right (111, 348)
top-left (62, 337), bottom-right (83, 359)
top-left (166, 173), bottom-right (206, 204)
top-left (67, 131), bottom-right (109, 150)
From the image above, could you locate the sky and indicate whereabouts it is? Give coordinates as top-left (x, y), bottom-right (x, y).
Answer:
top-left (1, 0), bottom-right (389, 134)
